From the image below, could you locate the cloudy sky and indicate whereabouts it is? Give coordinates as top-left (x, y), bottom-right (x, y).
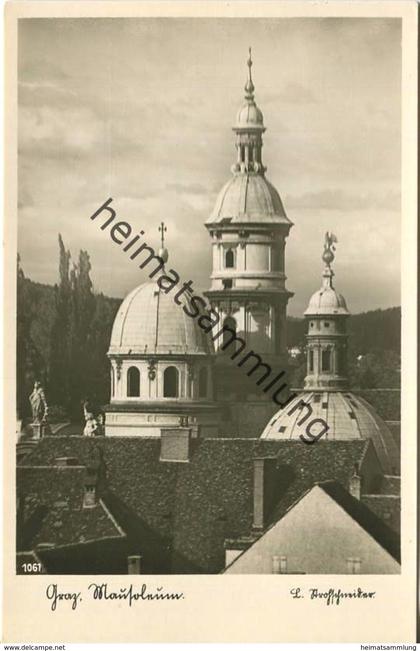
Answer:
top-left (18, 17), bottom-right (401, 316)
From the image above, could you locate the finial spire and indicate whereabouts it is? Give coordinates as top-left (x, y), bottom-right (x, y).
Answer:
top-left (159, 221), bottom-right (167, 248)
top-left (322, 232), bottom-right (338, 288)
top-left (158, 222), bottom-right (169, 264)
top-left (244, 46), bottom-right (255, 101)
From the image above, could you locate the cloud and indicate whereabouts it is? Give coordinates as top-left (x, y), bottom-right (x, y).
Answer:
top-left (17, 17), bottom-right (402, 315)
top-left (165, 182), bottom-right (208, 195)
top-left (264, 82), bottom-right (317, 105)
top-left (284, 189), bottom-right (401, 212)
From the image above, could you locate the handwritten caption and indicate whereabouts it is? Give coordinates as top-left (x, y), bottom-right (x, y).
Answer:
top-left (46, 582), bottom-right (185, 611)
top-left (290, 586), bottom-right (376, 605)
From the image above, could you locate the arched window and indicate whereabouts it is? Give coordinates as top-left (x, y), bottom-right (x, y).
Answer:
top-left (321, 350), bottom-right (331, 372)
top-left (164, 366), bottom-right (179, 398)
top-left (127, 366), bottom-right (140, 397)
top-left (225, 248), bottom-right (235, 269)
top-left (198, 367), bottom-right (208, 398)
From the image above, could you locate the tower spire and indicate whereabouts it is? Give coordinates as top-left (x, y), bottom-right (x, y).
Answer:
top-left (304, 232), bottom-right (349, 392)
top-left (232, 48), bottom-right (266, 175)
top-left (244, 46), bottom-right (255, 101)
top-left (321, 231), bottom-right (338, 290)
top-left (158, 222), bottom-right (169, 264)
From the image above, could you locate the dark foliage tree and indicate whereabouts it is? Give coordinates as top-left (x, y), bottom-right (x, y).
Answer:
top-left (16, 256), bottom-right (45, 418)
top-left (49, 235), bottom-right (72, 411)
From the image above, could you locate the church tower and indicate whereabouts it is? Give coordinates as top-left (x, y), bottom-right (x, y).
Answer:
top-left (261, 233), bottom-right (400, 475)
top-left (304, 232), bottom-right (350, 391)
top-left (205, 50), bottom-right (293, 405)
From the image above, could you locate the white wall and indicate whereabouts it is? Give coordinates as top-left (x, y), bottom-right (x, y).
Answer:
top-left (225, 486), bottom-right (400, 574)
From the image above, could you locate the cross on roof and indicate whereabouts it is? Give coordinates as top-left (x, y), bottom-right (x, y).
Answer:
top-left (159, 222), bottom-right (167, 247)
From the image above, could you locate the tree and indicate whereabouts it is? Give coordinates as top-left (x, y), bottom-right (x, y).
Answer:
top-left (49, 235), bottom-right (72, 411)
top-left (16, 256), bottom-right (44, 418)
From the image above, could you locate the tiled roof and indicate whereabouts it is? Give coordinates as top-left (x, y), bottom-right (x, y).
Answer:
top-left (319, 481), bottom-right (400, 562)
top-left (17, 465), bottom-right (125, 551)
top-left (260, 391), bottom-right (400, 475)
top-left (362, 494), bottom-right (400, 534)
top-left (19, 436), bottom-right (381, 574)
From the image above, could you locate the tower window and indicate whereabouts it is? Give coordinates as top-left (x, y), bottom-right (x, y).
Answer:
top-left (324, 322), bottom-right (330, 328)
top-left (321, 350), bottom-right (331, 372)
top-left (309, 350), bottom-right (314, 372)
top-left (223, 279), bottom-right (233, 289)
top-left (127, 366), bottom-right (140, 397)
top-left (225, 248), bottom-right (235, 269)
top-left (164, 366), bottom-right (179, 398)
top-left (198, 367), bottom-right (208, 398)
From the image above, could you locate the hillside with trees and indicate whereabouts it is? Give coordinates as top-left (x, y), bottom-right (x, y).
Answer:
top-left (17, 237), bottom-right (401, 420)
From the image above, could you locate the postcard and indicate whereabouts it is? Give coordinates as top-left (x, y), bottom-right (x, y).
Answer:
top-left (3, 0), bottom-right (418, 643)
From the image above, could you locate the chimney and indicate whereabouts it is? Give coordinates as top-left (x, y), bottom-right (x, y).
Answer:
top-left (160, 428), bottom-right (191, 463)
top-left (253, 459), bottom-right (265, 530)
top-left (127, 555), bottom-right (141, 574)
top-left (252, 457), bottom-right (278, 530)
top-left (349, 464), bottom-right (362, 500)
top-left (83, 483), bottom-right (96, 508)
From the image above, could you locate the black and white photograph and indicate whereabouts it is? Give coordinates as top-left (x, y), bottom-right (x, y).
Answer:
top-left (14, 14), bottom-right (404, 577)
top-left (4, 1), bottom-right (418, 644)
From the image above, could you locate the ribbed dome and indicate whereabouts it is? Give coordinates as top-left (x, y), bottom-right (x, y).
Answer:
top-left (236, 101), bottom-right (264, 129)
top-left (109, 283), bottom-right (212, 355)
top-left (305, 286), bottom-right (349, 316)
top-left (207, 174), bottom-right (292, 225)
top-left (260, 391), bottom-right (399, 474)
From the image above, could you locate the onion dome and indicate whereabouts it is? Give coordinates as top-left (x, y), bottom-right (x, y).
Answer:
top-left (260, 391), bottom-right (399, 475)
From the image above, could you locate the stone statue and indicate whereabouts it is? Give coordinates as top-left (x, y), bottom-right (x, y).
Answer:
top-left (29, 381), bottom-right (48, 425)
top-left (83, 401), bottom-right (98, 437)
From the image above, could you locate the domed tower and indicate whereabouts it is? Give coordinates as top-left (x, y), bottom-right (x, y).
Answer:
top-left (304, 232), bottom-right (349, 391)
top-left (205, 50), bottom-right (293, 403)
top-left (105, 228), bottom-right (220, 437)
top-left (261, 233), bottom-right (400, 476)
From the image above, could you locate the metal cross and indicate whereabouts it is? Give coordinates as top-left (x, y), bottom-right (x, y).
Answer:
top-left (159, 221), bottom-right (167, 247)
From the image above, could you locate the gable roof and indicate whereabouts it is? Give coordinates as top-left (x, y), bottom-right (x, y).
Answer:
top-left (17, 465), bottom-right (125, 551)
top-left (318, 481), bottom-right (400, 562)
top-left (18, 436), bottom-right (388, 574)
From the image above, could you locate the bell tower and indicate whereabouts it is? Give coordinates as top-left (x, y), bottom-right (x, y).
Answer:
top-left (205, 50), bottom-right (293, 404)
top-left (304, 233), bottom-right (350, 391)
